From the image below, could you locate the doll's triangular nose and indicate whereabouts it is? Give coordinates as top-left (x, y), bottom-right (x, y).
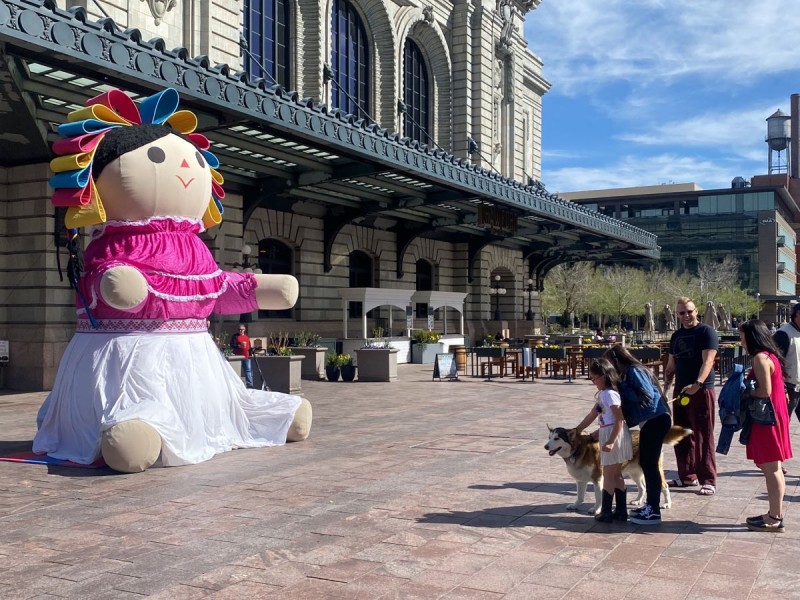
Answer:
top-left (180, 158), bottom-right (190, 168)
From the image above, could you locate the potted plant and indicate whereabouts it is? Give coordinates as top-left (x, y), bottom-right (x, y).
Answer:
top-left (355, 340), bottom-right (399, 382)
top-left (338, 353), bottom-right (356, 381)
top-left (325, 352), bottom-right (340, 382)
top-left (292, 331), bottom-right (326, 380)
top-left (411, 329), bottom-right (443, 364)
top-left (254, 332), bottom-right (304, 393)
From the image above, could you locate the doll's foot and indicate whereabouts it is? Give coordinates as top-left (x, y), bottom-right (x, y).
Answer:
top-left (101, 420), bottom-right (162, 473)
top-left (286, 398), bottom-right (312, 442)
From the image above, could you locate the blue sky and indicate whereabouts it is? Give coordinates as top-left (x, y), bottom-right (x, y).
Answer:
top-left (523, 0), bottom-right (800, 194)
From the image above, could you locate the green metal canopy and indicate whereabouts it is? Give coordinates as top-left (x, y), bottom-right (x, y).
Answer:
top-left (0, 0), bottom-right (659, 285)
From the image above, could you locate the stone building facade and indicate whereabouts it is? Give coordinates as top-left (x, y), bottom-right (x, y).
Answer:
top-left (0, 1), bottom-right (656, 390)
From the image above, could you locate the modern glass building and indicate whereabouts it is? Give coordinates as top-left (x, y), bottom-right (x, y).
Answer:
top-left (562, 182), bottom-right (800, 318)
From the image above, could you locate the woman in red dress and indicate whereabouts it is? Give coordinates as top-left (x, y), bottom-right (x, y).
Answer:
top-left (739, 319), bottom-right (793, 532)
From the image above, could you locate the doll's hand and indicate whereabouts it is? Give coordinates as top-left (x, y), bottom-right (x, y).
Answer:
top-left (100, 266), bottom-right (147, 310)
top-left (254, 274), bottom-right (299, 310)
top-left (601, 442), bottom-right (613, 452)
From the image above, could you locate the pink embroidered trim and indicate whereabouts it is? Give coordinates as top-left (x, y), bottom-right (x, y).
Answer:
top-left (87, 216), bottom-right (205, 241)
top-left (76, 318), bottom-right (208, 333)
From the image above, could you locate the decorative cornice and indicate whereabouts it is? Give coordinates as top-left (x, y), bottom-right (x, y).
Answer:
top-left (0, 0), bottom-right (658, 253)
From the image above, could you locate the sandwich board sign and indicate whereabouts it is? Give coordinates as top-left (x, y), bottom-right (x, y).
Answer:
top-left (433, 353), bottom-right (458, 381)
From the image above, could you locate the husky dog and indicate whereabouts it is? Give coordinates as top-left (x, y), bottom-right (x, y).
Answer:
top-left (544, 425), bottom-right (692, 514)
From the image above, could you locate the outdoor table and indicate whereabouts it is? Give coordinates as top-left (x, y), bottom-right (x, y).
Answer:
top-left (581, 346), bottom-right (608, 377)
top-left (630, 347), bottom-right (663, 380)
top-left (471, 347), bottom-right (505, 380)
top-left (534, 347), bottom-right (574, 382)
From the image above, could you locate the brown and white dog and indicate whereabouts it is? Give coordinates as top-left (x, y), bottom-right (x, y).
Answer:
top-left (544, 425), bottom-right (692, 514)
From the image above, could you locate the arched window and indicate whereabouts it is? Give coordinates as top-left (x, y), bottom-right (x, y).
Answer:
top-left (331, 0), bottom-right (370, 118)
top-left (243, 0), bottom-right (291, 88)
top-left (348, 250), bottom-right (373, 317)
top-left (403, 40), bottom-right (429, 145)
top-left (415, 258), bottom-right (433, 318)
top-left (257, 239), bottom-right (293, 319)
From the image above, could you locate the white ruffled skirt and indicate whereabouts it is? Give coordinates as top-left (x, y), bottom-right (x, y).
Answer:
top-left (33, 331), bottom-right (302, 466)
top-left (599, 423), bottom-right (633, 466)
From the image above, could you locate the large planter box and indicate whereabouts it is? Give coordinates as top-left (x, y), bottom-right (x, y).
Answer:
top-left (291, 347), bottom-right (326, 380)
top-left (534, 347), bottom-right (568, 360)
top-left (411, 342), bottom-right (444, 364)
top-left (254, 355), bottom-right (304, 394)
top-left (355, 348), bottom-right (399, 382)
top-left (630, 347), bottom-right (661, 362)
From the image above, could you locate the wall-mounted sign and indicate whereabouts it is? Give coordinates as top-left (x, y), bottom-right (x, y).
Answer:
top-left (478, 205), bottom-right (517, 236)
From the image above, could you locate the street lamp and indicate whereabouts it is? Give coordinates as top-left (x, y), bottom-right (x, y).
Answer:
top-left (233, 244), bottom-right (263, 274)
top-left (489, 275), bottom-right (506, 321)
top-left (756, 292), bottom-right (761, 321)
top-left (525, 277), bottom-right (534, 321)
top-left (234, 244), bottom-right (262, 323)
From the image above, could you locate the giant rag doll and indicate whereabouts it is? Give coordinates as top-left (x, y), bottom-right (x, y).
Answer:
top-left (34, 88), bottom-right (311, 472)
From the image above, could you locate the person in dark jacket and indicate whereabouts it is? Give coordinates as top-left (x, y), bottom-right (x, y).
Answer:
top-left (605, 345), bottom-right (672, 525)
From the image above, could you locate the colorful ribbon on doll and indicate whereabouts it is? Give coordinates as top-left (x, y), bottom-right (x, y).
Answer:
top-left (49, 88), bottom-right (225, 230)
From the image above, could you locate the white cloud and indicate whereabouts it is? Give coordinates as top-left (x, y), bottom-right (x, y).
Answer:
top-left (526, 0), bottom-right (800, 95)
top-left (616, 103), bottom-right (785, 156)
top-left (543, 153), bottom-right (754, 194)
top-left (542, 148), bottom-right (583, 161)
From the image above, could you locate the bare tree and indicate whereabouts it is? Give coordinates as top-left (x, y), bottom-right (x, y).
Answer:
top-left (541, 262), bottom-right (593, 328)
top-left (696, 256), bottom-right (740, 303)
top-left (595, 265), bottom-right (646, 329)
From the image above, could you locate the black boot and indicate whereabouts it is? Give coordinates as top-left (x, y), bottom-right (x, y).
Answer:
top-left (613, 488), bottom-right (628, 521)
top-left (595, 490), bottom-right (614, 522)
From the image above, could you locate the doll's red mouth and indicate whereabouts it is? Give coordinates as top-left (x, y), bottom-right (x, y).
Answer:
top-left (176, 175), bottom-right (194, 189)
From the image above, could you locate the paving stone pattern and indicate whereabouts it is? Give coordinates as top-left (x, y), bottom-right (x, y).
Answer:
top-left (1, 365), bottom-right (799, 599)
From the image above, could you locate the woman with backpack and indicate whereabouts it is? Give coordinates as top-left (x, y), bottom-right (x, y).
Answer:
top-left (739, 320), bottom-right (792, 532)
top-left (604, 345), bottom-right (671, 525)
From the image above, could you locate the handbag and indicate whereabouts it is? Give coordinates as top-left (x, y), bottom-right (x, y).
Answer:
top-left (745, 395), bottom-right (777, 426)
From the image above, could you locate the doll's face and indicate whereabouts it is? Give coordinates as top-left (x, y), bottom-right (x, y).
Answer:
top-left (96, 132), bottom-right (212, 222)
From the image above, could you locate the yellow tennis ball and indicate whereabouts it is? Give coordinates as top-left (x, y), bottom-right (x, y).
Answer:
top-left (680, 396), bottom-right (690, 406)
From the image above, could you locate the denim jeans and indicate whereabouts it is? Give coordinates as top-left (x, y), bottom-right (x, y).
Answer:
top-left (242, 358), bottom-right (253, 388)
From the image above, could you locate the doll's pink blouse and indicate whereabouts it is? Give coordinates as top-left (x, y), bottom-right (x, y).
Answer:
top-left (78, 217), bottom-right (258, 321)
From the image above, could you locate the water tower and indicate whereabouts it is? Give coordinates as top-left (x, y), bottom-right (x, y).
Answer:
top-left (766, 109), bottom-right (791, 174)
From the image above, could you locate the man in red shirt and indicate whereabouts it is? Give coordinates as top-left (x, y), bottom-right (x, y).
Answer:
top-left (230, 325), bottom-right (253, 388)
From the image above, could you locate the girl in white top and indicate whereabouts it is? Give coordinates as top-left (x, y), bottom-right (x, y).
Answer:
top-left (576, 358), bottom-right (633, 522)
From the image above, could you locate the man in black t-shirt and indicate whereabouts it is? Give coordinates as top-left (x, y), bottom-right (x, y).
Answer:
top-left (664, 296), bottom-right (719, 495)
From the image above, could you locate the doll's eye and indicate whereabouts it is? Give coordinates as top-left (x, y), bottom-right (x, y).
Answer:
top-left (147, 147), bottom-right (166, 163)
top-left (195, 151), bottom-right (205, 168)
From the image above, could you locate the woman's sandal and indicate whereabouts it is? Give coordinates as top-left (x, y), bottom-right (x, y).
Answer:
top-left (698, 484), bottom-right (716, 496)
top-left (668, 478), bottom-right (698, 488)
top-left (746, 513), bottom-right (784, 532)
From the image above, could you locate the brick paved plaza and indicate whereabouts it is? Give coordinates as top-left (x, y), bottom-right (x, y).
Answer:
top-left (1, 365), bottom-right (799, 599)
